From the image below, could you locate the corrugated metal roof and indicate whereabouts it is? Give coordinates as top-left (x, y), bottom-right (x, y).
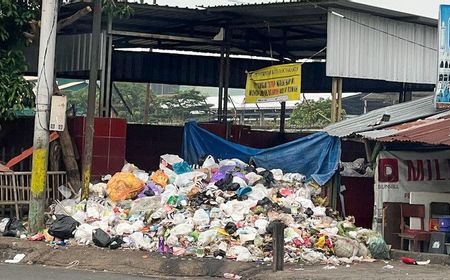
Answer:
top-left (324, 96), bottom-right (446, 137)
top-left (360, 112), bottom-right (450, 146)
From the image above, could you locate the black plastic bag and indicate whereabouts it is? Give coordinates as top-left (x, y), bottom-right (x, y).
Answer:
top-left (215, 173), bottom-right (233, 190)
top-left (92, 228), bottom-right (111, 248)
top-left (109, 235), bottom-right (124, 249)
top-left (258, 170), bottom-right (275, 187)
top-left (224, 222), bottom-right (237, 235)
top-left (48, 215), bottom-right (80, 239)
top-left (2, 218), bottom-right (23, 237)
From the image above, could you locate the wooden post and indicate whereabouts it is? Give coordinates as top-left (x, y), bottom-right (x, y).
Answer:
top-left (81, 0), bottom-right (102, 201)
top-left (337, 78), bottom-right (343, 121)
top-left (272, 221), bottom-right (285, 272)
top-left (331, 77), bottom-right (338, 123)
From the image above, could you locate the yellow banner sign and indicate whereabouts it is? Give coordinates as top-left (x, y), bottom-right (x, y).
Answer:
top-left (245, 63), bottom-right (301, 103)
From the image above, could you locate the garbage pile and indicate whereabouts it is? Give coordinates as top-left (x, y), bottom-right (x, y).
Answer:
top-left (8, 154), bottom-right (389, 264)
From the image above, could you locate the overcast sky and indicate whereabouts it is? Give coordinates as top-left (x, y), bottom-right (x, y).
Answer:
top-left (144, 0), bottom-right (447, 19)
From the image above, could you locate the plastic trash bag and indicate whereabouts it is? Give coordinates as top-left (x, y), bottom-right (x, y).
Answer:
top-left (173, 161), bottom-right (193, 174)
top-left (237, 227), bottom-right (258, 243)
top-left (367, 236), bottom-right (390, 259)
top-left (90, 183), bottom-right (107, 198)
top-left (115, 222), bottom-right (134, 236)
top-left (193, 209), bottom-right (210, 226)
top-left (74, 224), bottom-right (94, 244)
top-left (270, 169), bottom-right (284, 181)
top-left (93, 228), bottom-right (112, 248)
top-left (48, 215), bottom-right (80, 239)
top-left (254, 219), bottom-right (269, 235)
top-left (198, 229), bottom-right (217, 246)
top-left (228, 246), bottom-right (252, 262)
top-left (107, 172), bottom-right (145, 202)
top-left (0, 218), bottom-right (9, 233)
top-left (201, 155), bottom-right (218, 169)
top-left (248, 184), bottom-right (269, 201)
top-left (127, 232), bottom-right (153, 251)
top-left (2, 218), bottom-right (23, 237)
top-left (170, 223), bottom-right (193, 236)
top-left (160, 154), bottom-right (184, 169)
top-left (300, 249), bottom-right (326, 264)
top-left (334, 237), bottom-right (359, 258)
top-left (129, 196), bottom-right (161, 217)
top-left (150, 170), bottom-right (169, 187)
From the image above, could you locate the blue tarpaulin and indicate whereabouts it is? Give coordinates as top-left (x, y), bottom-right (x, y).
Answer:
top-left (182, 122), bottom-right (341, 185)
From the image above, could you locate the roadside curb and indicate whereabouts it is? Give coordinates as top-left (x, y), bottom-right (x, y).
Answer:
top-left (0, 237), bottom-right (272, 279)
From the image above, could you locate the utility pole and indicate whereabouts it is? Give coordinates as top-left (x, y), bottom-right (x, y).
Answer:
top-left (81, 0), bottom-right (102, 201)
top-left (29, 0), bottom-right (59, 232)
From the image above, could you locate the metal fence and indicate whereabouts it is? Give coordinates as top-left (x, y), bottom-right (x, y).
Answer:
top-left (0, 171), bottom-right (67, 218)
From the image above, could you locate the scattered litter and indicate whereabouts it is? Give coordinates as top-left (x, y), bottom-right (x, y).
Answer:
top-left (322, 265), bottom-right (337, 270)
top-left (383, 264), bottom-right (394, 269)
top-left (5, 254), bottom-right (26, 264)
top-left (65, 260), bottom-right (79, 269)
top-left (223, 273), bottom-right (242, 279)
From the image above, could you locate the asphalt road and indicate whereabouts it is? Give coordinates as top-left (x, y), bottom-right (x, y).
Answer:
top-left (0, 264), bottom-right (199, 280)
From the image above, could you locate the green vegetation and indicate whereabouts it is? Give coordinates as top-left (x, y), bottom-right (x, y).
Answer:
top-left (290, 98), bottom-right (345, 128)
top-left (0, 0), bottom-right (38, 120)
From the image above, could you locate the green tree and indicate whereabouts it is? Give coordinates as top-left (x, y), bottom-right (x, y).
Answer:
top-left (153, 90), bottom-right (213, 124)
top-left (67, 83), bottom-right (213, 124)
top-left (289, 98), bottom-right (345, 128)
top-left (0, 0), bottom-right (38, 120)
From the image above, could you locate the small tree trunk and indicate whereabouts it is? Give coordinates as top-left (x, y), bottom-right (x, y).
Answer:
top-left (54, 83), bottom-right (82, 192)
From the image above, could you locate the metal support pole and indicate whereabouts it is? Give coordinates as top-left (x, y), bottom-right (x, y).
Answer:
top-left (29, 0), bottom-right (58, 233)
top-left (82, 0), bottom-right (102, 201)
top-left (280, 101), bottom-right (286, 133)
top-left (331, 77), bottom-right (338, 123)
top-left (272, 221), bottom-right (285, 272)
top-left (218, 46), bottom-right (225, 122)
top-left (337, 78), bottom-right (343, 121)
top-left (104, 14), bottom-right (113, 117)
top-left (224, 45), bottom-right (231, 139)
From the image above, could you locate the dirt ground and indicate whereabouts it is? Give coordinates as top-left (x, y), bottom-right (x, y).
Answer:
top-left (2, 237), bottom-right (450, 279)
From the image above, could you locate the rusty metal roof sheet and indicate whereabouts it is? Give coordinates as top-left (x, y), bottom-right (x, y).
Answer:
top-left (358, 111), bottom-right (450, 146)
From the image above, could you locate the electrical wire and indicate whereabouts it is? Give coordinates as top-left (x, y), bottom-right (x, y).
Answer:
top-left (35, 1), bottom-right (59, 131)
top-left (306, 0), bottom-right (437, 52)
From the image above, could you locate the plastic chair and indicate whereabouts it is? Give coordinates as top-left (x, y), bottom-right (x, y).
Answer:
top-left (398, 204), bottom-right (431, 252)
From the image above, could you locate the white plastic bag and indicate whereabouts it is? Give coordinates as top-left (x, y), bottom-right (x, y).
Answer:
top-left (128, 232), bottom-right (153, 250)
top-left (202, 155), bottom-right (218, 169)
top-left (0, 218), bottom-right (10, 233)
top-left (270, 169), bottom-right (284, 181)
top-left (74, 224), bottom-right (94, 244)
top-left (115, 222), bottom-right (134, 236)
top-left (198, 229), bottom-right (217, 246)
top-left (254, 219), bottom-right (269, 235)
top-left (245, 172), bottom-right (262, 186)
top-left (237, 227), bottom-right (258, 243)
top-left (228, 246), bottom-right (252, 262)
top-left (170, 223), bottom-right (193, 236)
top-left (193, 209), bottom-right (210, 226)
top-left (247, 184), bottom-right (268, 201)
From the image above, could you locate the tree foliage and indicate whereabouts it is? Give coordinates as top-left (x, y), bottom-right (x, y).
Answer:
top-left (0, 0), bottom-right (38, 120)
top-left (289, 98), bottom-right (345, 128)
top-left (67, 82), bottom-right (213, 124)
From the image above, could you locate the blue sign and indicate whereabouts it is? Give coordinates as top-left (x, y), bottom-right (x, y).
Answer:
top-left (436, 5), bottom-right (450, 108)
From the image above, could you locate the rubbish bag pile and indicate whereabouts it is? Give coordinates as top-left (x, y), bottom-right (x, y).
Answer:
top-left (42, 154), bottom-right (389, 264)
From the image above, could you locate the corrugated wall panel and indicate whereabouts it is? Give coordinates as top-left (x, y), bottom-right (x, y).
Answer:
top-left (24, 33), bottom-right (104, 73)
top-left (327, 9), bottom-right (437, 84)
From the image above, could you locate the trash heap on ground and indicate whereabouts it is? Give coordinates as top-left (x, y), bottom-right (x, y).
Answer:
top-left (0, 154), bottom-right (389, 264)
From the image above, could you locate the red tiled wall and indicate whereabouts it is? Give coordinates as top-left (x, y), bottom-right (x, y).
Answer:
top-left (69, 117), bottom-right (127, 179)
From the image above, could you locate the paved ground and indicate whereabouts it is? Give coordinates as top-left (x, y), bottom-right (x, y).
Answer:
top-left (0, 264), bottom-right (211, 280)
top-left (3, 237), bottom-right (450, 279)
